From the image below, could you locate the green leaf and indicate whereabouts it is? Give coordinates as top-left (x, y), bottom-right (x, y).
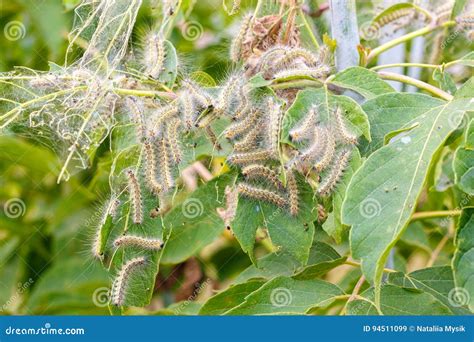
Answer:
top-left (347, 284), bottom-right (452, 315)
top-left (360, 93), bottom-right (444, 155)
top-left (453, 147), bottom-right (474, 194)
top-left (281, 88), bottom-right (371, 146)
top-left (452, 0), bottom-right (468, 18)
top-left (330, 67), bottom-right (395, 99)
top-left (232, 173), bottom-right (316, 266)
top-left (388, 266), bottom-right (470, 314)
top-left (399, 222), bottom-right (431, 252)
top-left (199, 281), bottom-right (266, 315)
top-left (342, 98), bottom-right (474, 307)
top-left (161, 173), bottom-right (235, 264)
top-left (158, 41), bottom-right (178, 88)
top-left (235, 242), bottom-right (345, 283)
top-left (26, 257), bottom-right (110, 314)
top-left (323, 148), bottom-right (362, 243)
top-left (455, 77), bottom-right (474, 99)
top-left (372, 3), bottom-right (433, 27)
top-left (432, 68), bottom-right (457, 95)
top-left (452, 207), bottom-right (474, 312)
top-left (225, 276), bottom-right (345, 315)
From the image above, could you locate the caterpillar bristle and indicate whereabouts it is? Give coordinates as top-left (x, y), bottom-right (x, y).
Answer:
top-left (180, 93), bottom-right (197, 130)
top-left (126, 169), bottom-right (143, 224)
top-left (314, 127), bottom-right (336, 172)
top-left (273, 65), bottom-right (331, 80)
top-left (153, 104), bottom-right (179, 130)
top-left (182, 78), bottom-right (212, 109)
top-left (268, 98), bottom-right (283, 158)
top-left (333, 107), bottom-right (358, 145)
top-left (234, 125), bottom-right (260, 152)
top-left (317, 148), bottom-right (352, 196)
top-left (230, 14), bottom-right (253, 63)
top-left (143, 33), bottom-right (165, 79)
top-left (166, 119), bottom-right (183, 164)
top-left (237, 183), bottom-right (287, 208)
top-left (286, 171), bottom-right (299, 216)
top-left (158, 138), bottom-right (175, 192)
top-left (274, 47), bottom-right (319, 69)
top-left (227, 149), bottom-right (274, 165)
top-left (289, 105), bottom-right (319, 142)
top-left (242, 164), bottom-right (283, 189)
top-left (125, 96), bottom-right (146, 142)
top-left (215, 74), bottom-right (242, 115)
top-left (143, 141), bottom-right (163, 194)
top-left (111, 257), bottom-right (147, 306)
top-left (113, 235), bottom-right (164, 250)
top-left (225, 109), bottom-right (261, 139)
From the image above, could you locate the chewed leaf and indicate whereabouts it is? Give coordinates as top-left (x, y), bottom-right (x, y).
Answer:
top-left (343, 98), bottom-right (474, 308)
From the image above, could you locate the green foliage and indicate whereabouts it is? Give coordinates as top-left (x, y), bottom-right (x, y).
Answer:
top-left (0, 0), bottom-right (473, 316)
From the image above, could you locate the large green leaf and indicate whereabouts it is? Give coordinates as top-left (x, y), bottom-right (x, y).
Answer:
top-left (452, 207), bottom-right (474, 312)
top-left (453, 120), bottom-right (474, 194)
top-left (347, 284), bottom-right (452, 315)
top-left (161, 173), bottom-right (235, 264)
top-left (342, 98), bottom-right (474, 307)
top-left (225, 276), bottom-right (345, 315)
top-left (360, 93), bottom-right (443, 155)
top-left (232, 174), bottom-right (316, 266)
top-left (330, 67), bottom-right (395, 99)
top-left (235, 242), bottom-right (345, 283)
top-left (388, 266), bottom-right (470, 314)
top-left (199, 281), bottom-right (265, 315)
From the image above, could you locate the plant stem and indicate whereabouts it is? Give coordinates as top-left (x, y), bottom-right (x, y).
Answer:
top-left (113, 88), bottom-right (176, 100)
top-left (371, 62), bottom-right (439, 71)
top-left (344, 259), bottom-right (396, 273)
top-left (340, 275), bottom-right (365, 315)
top-left (411, 209), bottom-right (461, 221)
top-left (367, 21), bottom-right (456, 64)
top-left (377, 71), bottom-right (453, 100)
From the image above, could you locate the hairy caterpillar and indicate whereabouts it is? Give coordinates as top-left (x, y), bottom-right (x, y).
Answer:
top-left (268, 98), bottom-right (283, 157)
top-left (237, 183), bottom-right (288, 208)
top-left (289, 126), bottom-right (324, 169)
top-left (215, 74), bottom-right (242, 115)
top-left (232, 88), bottom-right (250, 121)
top-left (274, 47), bottom-right (319, 69)
top-left (195, 110), bottom-right (219, 128)
top-left (158, 138), bottom-right (175, 191)
top-left (273, 66), bottom-right (331, 80)
top-left (166, 119), bottom-right (183, 164)
top-left (242, 164), bottom-right (283, 189)
top-left (227, 149), bottom-right (274, 165)
top-left (153, 104), bottom-right (179, 131)
top-left (314, 127), bottom-right (336, 172)
top-left (234, 125), bottom-right (260, 151)
top-left (205, 126), bottom-right (222, 150)
top-left (333, 107), bottom-right (357, 145)
top-left (143, 141), bottom-right (162, 194)
top-left (225, 109), bottom-right (261, 139)
top-left (315, 45), bottom-right (331, 66)
top-left (180, 93), bottom-right (197, 130)
top-left (113, 235), bottom-right (164, 250)
top-left (182, 79), bottom-right (212, 109)
top-left (143, 33), bottom-right (165, 79)
top-left (286, 171), bottom-right (299, 216)
top-left (91, 198), bottom-right (120, 259)
top-left (126, 170), bottom-right (143, 224)
top-left (317, 148), bottom-right (352, 196)
top-left (125, 96), bottom-right (146, 142)
top-left (216, 186), bottom-right (239, 230)
top-left (257, 45), bottom-right (290, 72)
top-left (374, 8), bottom-right (415, 29)
top-left (230, 14), bottom-right (253, 62)
top-left (111, 257), bottom-right (147, 306)
top-left (289, 105), bottom-right (319, 142)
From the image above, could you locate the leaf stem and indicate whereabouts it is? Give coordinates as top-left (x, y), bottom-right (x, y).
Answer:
top-left (377, 71), bottom-right (453, 100)
top-left (371, 62), bottom-right (439, 71)
top-left (367, 21), bottom-right (457, 64)
top-left (411, 209), bottom-right (461, 221)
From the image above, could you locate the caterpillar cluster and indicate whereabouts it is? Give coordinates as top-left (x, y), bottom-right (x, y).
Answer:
top-left (286, 105), bottom-right (357, 196)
